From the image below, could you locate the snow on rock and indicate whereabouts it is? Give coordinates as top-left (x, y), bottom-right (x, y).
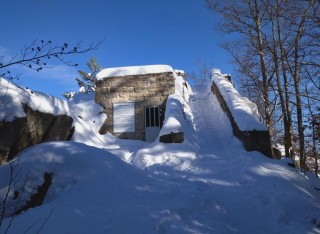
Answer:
top-left (96, 64), bottom-right (174, 80)
top-left (0, 78), bottom-right (70, 122)
top-left (159, 74), bottom-right (193, 136)
top-left (158, 98), bottom-right (184, 136)
top-left (174, 69), bottom-right (185, 76)
top-left (211, 69), bottom-right (267, 131)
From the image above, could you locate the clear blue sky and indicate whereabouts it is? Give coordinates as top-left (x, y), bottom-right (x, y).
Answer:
top-left (1, 0), bottom-right (234, 98)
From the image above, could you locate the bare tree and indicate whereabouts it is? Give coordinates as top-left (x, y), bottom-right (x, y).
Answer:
top-left (206, 0), bottom-right (274, 152)
top-left (280, 0), bottom-right (318, 170)
top-left (187, 61), bottom-right (212, 85)
top-left (205, 0), bottom-right (320, 172)
top-left (304, 83), bottom-right (319, 177)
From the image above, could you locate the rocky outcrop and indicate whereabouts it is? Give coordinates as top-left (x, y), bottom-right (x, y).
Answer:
top-left (0, 104), bottom-right (74, 163)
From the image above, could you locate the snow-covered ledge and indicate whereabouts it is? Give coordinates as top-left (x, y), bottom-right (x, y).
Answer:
top-left (0, 78), bottom-right (74, 163)
top-left (211, 69), bottom-right (273, 158)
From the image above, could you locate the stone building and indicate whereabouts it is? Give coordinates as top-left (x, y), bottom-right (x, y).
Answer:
top-left (95, 65), bottom-right (176, 142)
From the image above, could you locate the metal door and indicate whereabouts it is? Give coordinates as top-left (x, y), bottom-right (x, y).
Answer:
top-left (145, 106), bottom-right (160, 142)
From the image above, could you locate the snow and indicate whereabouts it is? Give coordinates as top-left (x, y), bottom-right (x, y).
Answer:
top-left (68, 92), bottom-right (106, 143)
top-left (159, 74), bottom-right (193, 136)
top-left (211, 69), bottom-right (268, 131)
top-left (96, 64), bottom-right (174, 80)
top-left (1, 72), bottom-right (320, 233)
top-left (174, 69), bottom-right (185, 75)
top-left (68, 92), bottom-right (147, 162)
top-left (0, 77), bottom-right (70, 121)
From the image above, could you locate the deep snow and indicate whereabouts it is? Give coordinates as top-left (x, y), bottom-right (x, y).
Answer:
top-left (1, 75), bottom-right (320, 233)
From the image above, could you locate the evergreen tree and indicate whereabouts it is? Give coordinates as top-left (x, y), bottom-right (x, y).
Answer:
top-left (64, 56), bottom-right (102, 99)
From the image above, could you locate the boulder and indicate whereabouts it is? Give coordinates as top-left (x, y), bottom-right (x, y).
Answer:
top-left (0, 104), bottom-right (74, 163)
top-left (160, 132), bottom-right (184, 143)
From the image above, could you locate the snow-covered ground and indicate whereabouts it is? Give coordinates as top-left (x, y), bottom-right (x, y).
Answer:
top-left (1, 75), bottom-right (320, 233)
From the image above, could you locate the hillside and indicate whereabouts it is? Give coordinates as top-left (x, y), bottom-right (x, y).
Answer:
top-left (0, 75), bottom-right (320, 233)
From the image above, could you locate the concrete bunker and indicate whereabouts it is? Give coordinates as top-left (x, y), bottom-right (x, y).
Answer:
top-left (95, 65), bottom-right (175, 142)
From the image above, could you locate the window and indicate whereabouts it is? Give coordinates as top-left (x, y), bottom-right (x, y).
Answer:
top-left (145, 106), bottom-right (160, 127)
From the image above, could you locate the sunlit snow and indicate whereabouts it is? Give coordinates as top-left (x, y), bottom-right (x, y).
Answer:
top-left (96, 64), bottom-right (174, 79)
top-left (0, 70), bottom-right (319, 234)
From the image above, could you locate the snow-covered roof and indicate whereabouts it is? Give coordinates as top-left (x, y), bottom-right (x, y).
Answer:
top-left (96, 64), bottom-right (174, 80)
top-left (211, 69), bottom-right (268, 131)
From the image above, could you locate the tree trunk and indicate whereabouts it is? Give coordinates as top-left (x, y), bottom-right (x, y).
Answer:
top-left (253, 0), bottom-right (273, 154)
top-left (290, 1), bottom-right (315, 171)
top-left (275, 0), bottom-right (295, 159)
top-left (293, 45), bottom-right (306, 171)
top-left (269, 5), bottom-right (289, 157)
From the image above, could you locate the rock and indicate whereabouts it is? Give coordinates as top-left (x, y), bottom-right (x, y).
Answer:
top-left (15, 172), bottom-right (53, 215)
top-left (0, 104), bottom-right (74, 163)
top-left (160, 132), bottom-right (184, 143)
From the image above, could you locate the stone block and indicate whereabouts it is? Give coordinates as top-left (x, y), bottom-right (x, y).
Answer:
top-left (160, 132), bottom-right (184, 143)
top-left (128, 92), bottom-right (142, 98)
top-left (124, 87), bottom-right (135, 92)
top-left (118, 92), bottom-right (129, 98)
top-left (162, 91), bottom-right (172, 96)
top-left (146, 92), bottom-right (157, 96)
top-left (125, 83), bottom-right (136, 88)
top-left (97, 87), bottom-right (108, 93)
top-left (134, 87), bottom-right (147, 93)
top-left (148, 87), bottom-right (164, 92)
top-left (145, 96), bottom-right (162, 102)
top-left (110, 87), bottom-right (116, 92)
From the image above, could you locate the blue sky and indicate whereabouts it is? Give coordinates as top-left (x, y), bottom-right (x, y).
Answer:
top-left (1, 0), bottom-right (234, 97)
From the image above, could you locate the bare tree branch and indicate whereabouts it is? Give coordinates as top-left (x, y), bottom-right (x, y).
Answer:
top-left (0, 39), bottom-right (104, 80)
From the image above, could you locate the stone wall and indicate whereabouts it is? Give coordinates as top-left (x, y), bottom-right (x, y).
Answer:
top-left (0, 104), bottom-right (74, 163)
top-left (95, 72), bottom-right (175, 140)
top-left (211, 81), bottom-right (273, 158)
